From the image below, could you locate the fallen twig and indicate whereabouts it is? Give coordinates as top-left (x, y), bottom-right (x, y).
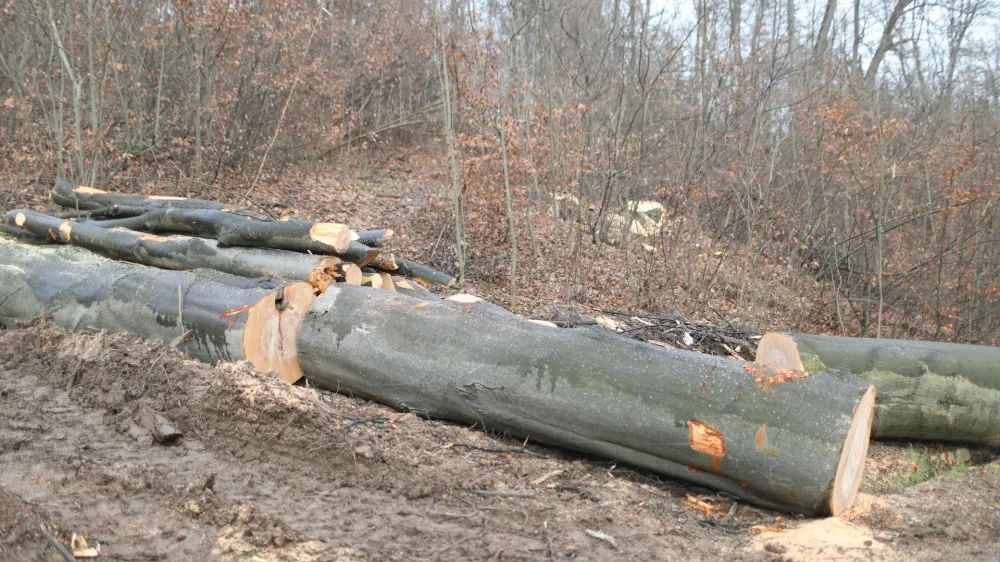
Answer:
top-left (450, 442), bottom-right (549, 458)
top-left (39, 525), bottom-right (77, 562)
top-left (585, 528), bottom-right (617, 547)
top-left (469, 490), bottom-right (536, 499)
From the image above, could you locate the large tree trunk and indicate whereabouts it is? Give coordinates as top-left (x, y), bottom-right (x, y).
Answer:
top-left (297, 285), bottom-right (876, 515)
top-left (0, 234), bottom-right (878, 514)
top-left (0, 237), bottom-right (315, 383)
top-left (7, 209), bottom-right (359, 292)
top-left (756, 332), bottom-right (1000, 444)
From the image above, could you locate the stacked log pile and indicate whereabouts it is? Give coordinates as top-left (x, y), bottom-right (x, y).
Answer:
top-left (0, 182), bottom-right (883, 516)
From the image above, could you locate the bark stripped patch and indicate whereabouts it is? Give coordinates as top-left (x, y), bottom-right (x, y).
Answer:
top-left (688, 420), bottom-right (726, 457)
top-left (138, 233), bottom-right (169, 243)
top-left (57, 221), bottom-right (72, 242)
top-left (148, 195), bottom-right (186, 201)
top-left (744, 363), bottom-right (811, 393)
top-left (74, 186), bottom-right (107, 194)
top-left (754, 424), bottom-right (781, 457)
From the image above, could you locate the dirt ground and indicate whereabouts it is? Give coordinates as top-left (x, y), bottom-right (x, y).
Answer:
top-left (1, 319), bottom-right (998, 561)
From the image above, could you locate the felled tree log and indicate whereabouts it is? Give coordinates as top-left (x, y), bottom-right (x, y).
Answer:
top-left (391, 258), bottom-right (457, 288)
top-left (0, 237), bottom-right (315, 383)
top-left (74, 206), bottom-right (382, 263)
top-left (297, 286), bottom-right (876, 515)
top-left (6, 209), bottom-right (359, 292)
top-left (52, 180), bottom-right (260, 215)
top-left (354, 229), bottom-right (393, 247)
top-left (757, 332), bottom-right (1000, 444)
top-left (392, 276), bottom-right (435, 299)
top-left (53, 181), bottom-right (393, 249)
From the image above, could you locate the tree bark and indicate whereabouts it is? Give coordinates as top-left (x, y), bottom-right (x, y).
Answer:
top-left (6, 209), bottom-right (355, 292)
top-left (756, 332), bottom-right (1000, 444)
top-left (51, 182), bottom-right (452, 285)
top-left (73, 206), bottom-right (372, 260)
top-left (53, 182), bottom-right (394, 249)
top-left (0, 237), bottom-right (314, 383)
top-left (392, 276), bottom-right (435, 299)
top-left (52, 180), bottom-right (245, 213)
top-left (297, 286), bottom-right (876, 515)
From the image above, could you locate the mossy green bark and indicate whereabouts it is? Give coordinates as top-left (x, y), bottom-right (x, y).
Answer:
top-left (766, 333), bottom-right (1000, 444)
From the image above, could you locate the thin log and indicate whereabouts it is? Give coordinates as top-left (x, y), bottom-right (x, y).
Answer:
top-left (0, 237), bottom-right (314, 383)
top-left (52, 180), bottom-right (266, 215)
top-left (387, 258), bottom-right (457, 288)
top-left (392, 276), bottom-right (435, 299)
top-left (757, 332), bottom-right (1000, 444)
top-left (54, 181), bottom-right (387, 251)
top-left (70, 206), bottom-right (376, 260)
top-left (0, 224), bottom-right (50, 245)
top-left (7, 210), bottom-right (345, 291)
top-left (353, 228), bottom-right (393, 248)
top-left (296, 285), bottom-right (876, 515)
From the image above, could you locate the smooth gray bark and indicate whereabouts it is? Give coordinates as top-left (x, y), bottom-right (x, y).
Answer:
top-left (298, 286), bottom-right (875, 515)
top-left (7, 209), bottom-right (344, 287)
top-left (0, 237), bottom-right (276, 364)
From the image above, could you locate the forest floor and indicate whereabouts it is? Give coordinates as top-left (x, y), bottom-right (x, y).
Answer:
top-left (1, 153), bottom-right (999, 561)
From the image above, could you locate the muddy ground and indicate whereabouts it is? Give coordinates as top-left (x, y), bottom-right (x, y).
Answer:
top-left (0, 320), bottom-right (997, 561)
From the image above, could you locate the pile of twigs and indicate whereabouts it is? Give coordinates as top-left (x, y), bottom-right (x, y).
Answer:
top-left (597, 310), bottom-right (761, 361)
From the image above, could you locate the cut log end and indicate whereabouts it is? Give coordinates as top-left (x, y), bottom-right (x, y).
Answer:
top-left (13, 212), bottom-right (26, 227)
top-left (755, 332), bottom-right (804, 371)
top-left (377, 272), bottom-right (396, 292)
top-left (309, 222), bottom-right (351, 253)
top-left (340, 263), bottom-right (363, 285)
top-left (830, 385), bottom-right (876, 517)
top-left (243, 282), bottom-right (316, 384)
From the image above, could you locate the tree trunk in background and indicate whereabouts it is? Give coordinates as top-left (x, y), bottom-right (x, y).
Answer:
top-left (865, 0), bottom-right (913, 83)
top-left (757, 332), bottom-right (1000, 444)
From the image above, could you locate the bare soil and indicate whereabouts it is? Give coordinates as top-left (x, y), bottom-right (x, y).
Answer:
top-left (1, 320), bottom-right (998, 561)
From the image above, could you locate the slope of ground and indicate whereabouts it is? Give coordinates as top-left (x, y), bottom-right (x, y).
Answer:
top-left (1, 320), bottom-right (998, 561)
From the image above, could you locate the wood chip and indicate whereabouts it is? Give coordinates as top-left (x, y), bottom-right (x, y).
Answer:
top-left (594, 315), bottom-right (619, 331)
top-left (530, 469), bottom-right (564, 486)
top-left (585, 529), bottom-right (617, 547)
top-left (137, 405), bottom-right (183, 444)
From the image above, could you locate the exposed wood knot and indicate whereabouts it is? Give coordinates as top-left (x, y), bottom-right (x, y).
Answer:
top-left (274, 286), bottom-right (287, 311)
